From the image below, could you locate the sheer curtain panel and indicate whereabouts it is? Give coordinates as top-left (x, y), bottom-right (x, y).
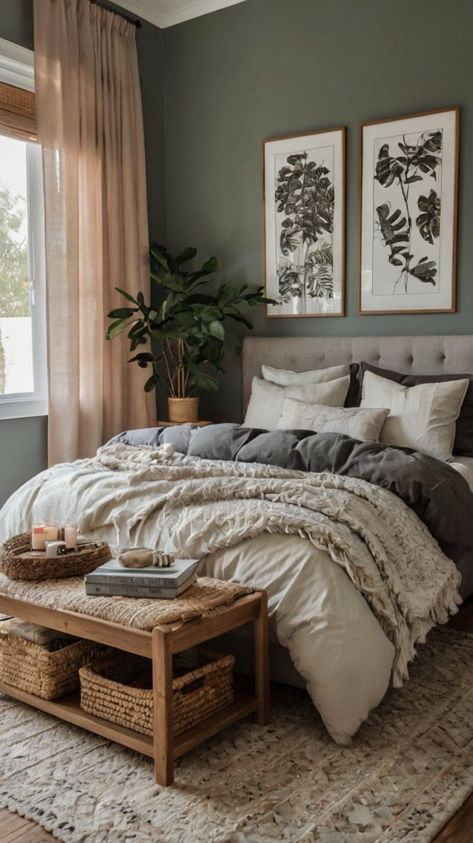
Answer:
top-left (34, 0), bottom-right (154, 464)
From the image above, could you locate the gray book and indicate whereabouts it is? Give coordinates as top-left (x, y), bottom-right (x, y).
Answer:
top-left (85, 557), bottom-right (199, 588)
top-left (85, 572), bottom-right (197, 599)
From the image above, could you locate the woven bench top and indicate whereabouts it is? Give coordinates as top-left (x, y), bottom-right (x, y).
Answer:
top-left (0, 574), bottom-right (253, 632)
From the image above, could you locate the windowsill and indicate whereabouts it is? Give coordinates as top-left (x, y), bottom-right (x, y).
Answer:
top-left (0, 398), bottom-right (48, 420)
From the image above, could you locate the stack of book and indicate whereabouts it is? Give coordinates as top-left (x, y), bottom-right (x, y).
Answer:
top-left (84, 557), bottom-right (200, 598)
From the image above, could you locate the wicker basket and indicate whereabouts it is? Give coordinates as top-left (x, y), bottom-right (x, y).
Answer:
top-left (0, 533), bottom-right (111, 581)
top-left (80, 648), bottom-right (234, 737)
top-left (0, 620), bottom-right (105, 700)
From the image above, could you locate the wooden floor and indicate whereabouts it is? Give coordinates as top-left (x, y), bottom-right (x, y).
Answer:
top-left (2, 601), bottom-right (473, 842)
top-left (0, 808), bottom-right (53, 842)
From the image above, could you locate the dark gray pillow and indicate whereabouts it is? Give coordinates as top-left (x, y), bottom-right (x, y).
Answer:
top-left (106, 424), bottom-right (197, 454)
top-left (236, 430), bottom-right (309, 470)
top-left (187, 424), bottom-right (263, 461)
top-left (350, 362), bottom-right (473, 456)
top-left (106, 427), bottom-right (163, 446)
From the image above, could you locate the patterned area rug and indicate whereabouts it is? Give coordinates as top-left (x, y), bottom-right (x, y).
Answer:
top-left (1, 627), bottom-right (473, 842)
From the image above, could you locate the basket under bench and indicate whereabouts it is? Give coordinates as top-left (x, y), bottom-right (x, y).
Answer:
top-left (0, 586), bottom-right (269, 786)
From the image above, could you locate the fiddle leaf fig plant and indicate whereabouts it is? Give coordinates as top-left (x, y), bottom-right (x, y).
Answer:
top-left (106, 243), bottom-right (274, 397)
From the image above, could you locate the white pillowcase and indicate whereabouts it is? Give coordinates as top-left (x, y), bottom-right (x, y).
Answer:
top-left (244, 376), bottom-right (350, 430)
top-left (279, 399), bottom-right (389, 442)
top-left (360, 370), bottom-right (469, 460)
top-left (262, 362), bottom-right (348, 386)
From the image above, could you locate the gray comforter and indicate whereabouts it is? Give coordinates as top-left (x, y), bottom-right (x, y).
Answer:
top-left (110, 423), bottom-right (473, 599)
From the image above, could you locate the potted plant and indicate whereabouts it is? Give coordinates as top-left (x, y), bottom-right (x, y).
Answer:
top-left (106, 243), bottom-right (273, 423)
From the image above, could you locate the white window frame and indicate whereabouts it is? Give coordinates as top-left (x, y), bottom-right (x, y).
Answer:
top-left (0, 39), bottom-right (48, 420)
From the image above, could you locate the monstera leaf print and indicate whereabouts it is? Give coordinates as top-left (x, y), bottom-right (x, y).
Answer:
top-left (374, 128), bottom-right (442, 293)
top-left (376, 204), bottom-right (410, 267)
top-left (408, 257), bottom-right (437, 285)
top-left (416, 190), bottom-right (441, 244)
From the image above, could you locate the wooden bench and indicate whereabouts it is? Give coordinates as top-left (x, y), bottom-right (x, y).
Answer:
top-left (0, 585), bottom-right (269, 786)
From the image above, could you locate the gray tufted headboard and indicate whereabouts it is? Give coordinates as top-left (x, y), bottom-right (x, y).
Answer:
top-left (242, 335), bottom-right (473, 410)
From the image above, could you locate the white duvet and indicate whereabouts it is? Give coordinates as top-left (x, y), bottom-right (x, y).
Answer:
top-left (202, 533), bottom-right (395, 742)
top-left (0, 444), bottom-right (461, 744)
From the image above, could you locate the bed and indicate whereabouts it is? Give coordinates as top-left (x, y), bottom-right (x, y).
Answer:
top-left (1, 333), bottom-right (473, 745)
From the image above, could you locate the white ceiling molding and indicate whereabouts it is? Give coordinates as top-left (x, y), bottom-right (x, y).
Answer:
top-left (0, 37), bottom-right (34, 91)
top-left (117, 0), bottom-right (248, 29)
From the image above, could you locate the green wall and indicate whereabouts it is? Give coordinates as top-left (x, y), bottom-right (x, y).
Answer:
top-left (162, 0), bottom-right (473, 422)
top-left (0, 0), bottom-right (165, 506)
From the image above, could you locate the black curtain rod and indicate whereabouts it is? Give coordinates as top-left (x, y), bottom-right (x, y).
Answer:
top-left (90, 0), bottom-right (142, 28)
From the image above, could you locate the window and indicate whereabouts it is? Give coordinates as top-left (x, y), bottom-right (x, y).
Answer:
top-left (0, 38), bottom-right (47, 419)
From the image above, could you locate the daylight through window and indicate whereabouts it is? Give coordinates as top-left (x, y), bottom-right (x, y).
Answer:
top-left (0, 56), bottom-right (47, 419)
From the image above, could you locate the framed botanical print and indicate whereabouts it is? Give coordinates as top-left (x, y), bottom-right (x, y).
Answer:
top-left (263, 127), bottom-right (346, 317)
top-left (359, 107), bottom-right (460, 314)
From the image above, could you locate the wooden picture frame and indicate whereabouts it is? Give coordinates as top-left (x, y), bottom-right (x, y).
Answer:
top-left (358, 107), bottom-right (460, 315)
top-left (263, 127), bottom-right (346, 318)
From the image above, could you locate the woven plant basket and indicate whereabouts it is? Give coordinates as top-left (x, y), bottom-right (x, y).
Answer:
top-left (0, 620), bottom-right (105, 700)
top-left (80, 648), bottom-right (234, 737)
top-left (0, 533), bottom-right (111, 581)
top-left (168, 396), bottom-right (199, 423)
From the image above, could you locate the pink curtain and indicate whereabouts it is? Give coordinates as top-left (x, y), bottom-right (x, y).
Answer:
top-left (34, 0), bottom-right (154, 465)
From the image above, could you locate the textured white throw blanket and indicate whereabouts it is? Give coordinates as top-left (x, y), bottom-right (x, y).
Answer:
top-left (0, 443), bottom-right (460, 689)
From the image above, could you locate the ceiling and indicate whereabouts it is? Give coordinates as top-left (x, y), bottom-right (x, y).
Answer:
top-left (117, 0), bottom-right (248, 28)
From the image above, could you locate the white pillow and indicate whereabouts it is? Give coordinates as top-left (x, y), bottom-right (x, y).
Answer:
top-left (279, 399), bottom-right (389, 442)
top-left (244, 376), bottom-right (350, 430)
top-left (262, 362), bottom-right (348, 386)
top-left (360, 370), bottom-right (469, 460)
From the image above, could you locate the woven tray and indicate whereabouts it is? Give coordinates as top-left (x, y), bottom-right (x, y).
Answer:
top-left (0, 620), bottom-right (105, 700)
top-left (0, 533), bottom-right (111, 581)
top-left (80, 648), bottom-right (234, 737)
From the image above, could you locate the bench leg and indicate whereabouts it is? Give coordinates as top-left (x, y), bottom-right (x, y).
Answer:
top-left (254, 591), bottom-right (270, 726)
top-left (152, 628), bottom-right (174, 785)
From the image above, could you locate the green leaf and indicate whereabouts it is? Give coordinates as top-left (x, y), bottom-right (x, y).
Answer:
top-left (190, 372), bottom-right (219, 393)
top-left (128, 352), bottom-right (154, 365)
top-left (130, 335), bottom-right (148, 351)
top-left (106, 319), bottom-right (130, 340)
top-left (150, 244), bottom-right (171, 272)
top-left (175, 246), bottom-right (197, 265)
top-left (227, 313), bottom-right (252, 329)
top-left (188, 256), bottom-right (218, 283)
top-left (107, 307), bottom-right (137, 319)
top-left (127, 320), bottom-right (145, 339)
top-left (115, 287), bottom-right (140, 306)
top-left (208, 320), bottom-right (225, 340)
top-left (151, 272), bottom-right (183, 292)
top-left (144, 375), bottom-right (156, 393)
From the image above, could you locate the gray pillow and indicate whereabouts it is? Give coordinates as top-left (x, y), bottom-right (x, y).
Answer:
top-left (106, 424), bottom-right (197, 454)
top-left (279, 399), bottom-right (389, 442)
top-left (187, 424), bottom-right (261, 460)
top-left (244, 376), bottom-right (350, 430)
